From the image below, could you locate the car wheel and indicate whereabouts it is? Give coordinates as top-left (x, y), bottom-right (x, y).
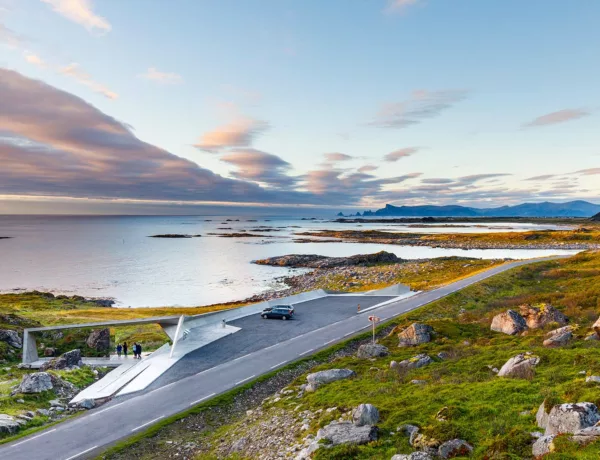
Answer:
top-left (282, 315), bottom-right (287, 320)
top-left (262, 315), bottom-right (266, 319)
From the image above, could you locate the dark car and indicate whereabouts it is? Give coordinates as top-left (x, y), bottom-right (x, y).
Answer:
top-left (261, 307), bottom-right (294, 320)
top-left (262, 304), bottom-right (294, 314)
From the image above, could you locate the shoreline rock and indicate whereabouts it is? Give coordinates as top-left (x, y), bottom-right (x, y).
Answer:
top-left (253, 251), bottom-right (403, 268)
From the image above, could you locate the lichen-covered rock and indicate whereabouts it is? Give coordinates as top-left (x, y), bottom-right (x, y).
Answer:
top-left (0, 329), bottom-right (22, 348)
top-left (438, 439), bottom-right (473, 459)
top-left (545, 402), bottom-right (600, 435)
top-left (411, 433), bottom-right (441, 450)
top-left (77, 398), bottom-right (96, 410)
top-left (316, 421), bottom-right (377, 445)
top-left (591, 316), bottom-right (600, 335)
top-left (391, 453), bottom-right (434, 460)
top-left (397, 323), bottom-right (433, 347)
top-left (41, 349), bottom-right (82, 370)
top-left (543, 326), bottom-right (573, 348)
top-left (16, 372), bottom-right (53, 393)
top-left (497, 353), bottom-right (539, 378)
top-left (572, 426), bottom-right (600, 445)
top-left (391, 354), bottom-right (433, 371)
top-left (305, 369), bottom-right (355, 392)
top-left (532, 435), bottom-right (556, 457)
top-left (490, 310), bottom-right (527, 335)
top-left (0, 414), bottom-right (22, 434)
top-left (86, 328), bottom-right (110, 352)
top-left (352, 404), bottom-right (379, 426)
top-left (357, 343), bottom-right (389, 359)
top-left (536, 400), bottom-right (549, 429)
top-left (520, 304), bottom-right (568, 329)
top-left (398, 424), bottom-right (420, 445)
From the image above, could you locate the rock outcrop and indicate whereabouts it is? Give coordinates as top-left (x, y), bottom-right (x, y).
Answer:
top-left (532, 435), bottom-right (556, 457)
top-left (0, 414), bottom-right (23, 434)
top-left (391, 453), bottom-right (433, 460)
top-left (356, 343), bottom-right (389, 359)
top-left (438, 439), bottom-right (473, 459)
top-left (545, 402), bottom-right (600, 435)
top-left (519, 304), bottom-right (568, 329)
top-left (390, 354), bottom-right (433, 371)
top-left (253, 251), bottom-right (402, 268)
top-left (86, 328), bottom-right (110, 352)
top-left (305, 369), bottom-right (355, 392)
top-left (543, 326), bottom-right (573, 348)
top-left (497, 353), bottom-right (539, 378)
top-left (0, 329), bottom-right (22, 348)
top-left (536, 400), bottom-right (549, 429)
top-left (397, 323), bottom-right (433, 347)
top-left (352, 404), bottom-right (379, 426)
top-left (16, 372), bottom-right (53, 393)
top-left (572, 426), bottom-right (600, 445)
top-left (41, 349), bottom-right (83, 371)
top-left (490, 310), bottom-right (527, 335)
top-left (316, 421), bottom-right (377, 445)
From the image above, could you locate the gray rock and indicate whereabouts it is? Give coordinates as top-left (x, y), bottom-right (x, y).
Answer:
top-left (520, 304), bottom-right (568, 329)
top-left (0, 414), bottom-right (21, 434)
top-left (585, 332), bottom-right (600, 341)
top-left (316, 421), bottom-right (377, 446)
top-left (536, 400), bottom-right (549, 429)
top-left (86, 329), bottom-right (110, 352)
top-left (391, 453), bottom-right (433, 460)
top-left (398, 323), bottom-right (433, 347)
top-left (398, 424), bottom-right (419, 445)
top-left (305, 369), bottom-right (355, 392)
top-left (530, 431), bottom-right (544, 438)
top-left (77, 398), bottom-right (96, 410)
top-left (438, 439), bottom-right (473, 459)
top-left (572, 426), bottom-right (600, 445)
top-left (36, 409), bottom-right (50, 417)
top-left (490, 310), bottom-right (527, 335)
top-left (16, 372), bottom-right (53, 393)
top-left (497, 353), bottom-right (539, 378)
top-left (0, 329), bottom-right (22, 348)
top-left (352, 404), bottom-right (379, 426)
top-left (543, 326), bottom-right (573, 348)
top-left (586, 376), bottom-right (600, 383)
top-left (391, 354), bottom-right (433, 371)
top-left (356, 343), bottom-right (389, 359)
top-left (437, 351), bottom-right (450, 360)
top-left (41, 349), bottom-right (83, 371)
top-left (532, 435), bottom-right (556, 457)
top-left (545, 402), bottom-right (600, 435)
top-left (411, 380), bottom-right (427, 385)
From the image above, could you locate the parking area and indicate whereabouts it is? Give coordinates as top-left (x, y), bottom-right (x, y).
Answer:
top-left (149, 295), bottom-right (392, 388)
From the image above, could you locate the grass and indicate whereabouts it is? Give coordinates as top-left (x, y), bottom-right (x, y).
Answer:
top-left (102, 250), bottom-right (600, 459)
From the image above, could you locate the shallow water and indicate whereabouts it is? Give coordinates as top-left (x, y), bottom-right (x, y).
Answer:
top-left (0, 215), bottom-right (578, 307)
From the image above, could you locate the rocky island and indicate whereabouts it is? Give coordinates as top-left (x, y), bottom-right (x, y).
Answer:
top-left (253, 250), bottom-right (403, 268)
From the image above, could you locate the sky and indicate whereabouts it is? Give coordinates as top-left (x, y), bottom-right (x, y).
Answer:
top-left (1, 0), bottom-right (599, 215)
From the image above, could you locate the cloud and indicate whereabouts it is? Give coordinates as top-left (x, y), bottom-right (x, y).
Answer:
top-left (41, 0), bottom-right (110, 33)
top-left (139, 67), bottom-right (183, 85)
top-left (24, 52), bottom-right (46, 67)
top-left (358, 164), bottom-right (378, 173)
top-left (573, 168), bottom-right (600, 176)
top-left (59, 63), bottom-right (118, 99)
top-left (324, 152), bottom-right (353, 162)
top-left (421, 178), bottom-right (455, 184)
top-left (384, 147), bottom-right (419, 162)
top-left (385, 0), bottom-right (420, 13)
top-left (525, 174), bottom-right (556, 181)
top-left (371, 89), bottom-right (468, 129)
top-left (194, 118), bottom-right (269, 152)
top-left (220, 148), bottom-right (297, 189)
top-left (523, 109), bottom-right (590, 128)
top-left (456, 173), bottom-right (511, 185)
top-left (0, 22), bottom-right (21, 47)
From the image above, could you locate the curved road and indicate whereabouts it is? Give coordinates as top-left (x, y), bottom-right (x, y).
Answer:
top-left (0, 256), bottom-right (564, 460)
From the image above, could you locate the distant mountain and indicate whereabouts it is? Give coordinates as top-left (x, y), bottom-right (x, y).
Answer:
top-left (356, 201), bottom-right (600, 218)
top-left (592, 212), bottom-right (600, 222)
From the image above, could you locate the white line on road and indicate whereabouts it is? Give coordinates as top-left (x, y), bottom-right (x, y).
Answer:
top-left (131, 415), bottom-right (165, 432)
top-left (231, 353), bottom-right (252, 362)
top-left (11, 428), bottom-right (56, 447)
top-left (89, 400), bottom-right (128, 417)
top-left (64, 445), bottom-right (98, 460)
top-left (189, 392), bottom-right (216, 406)
top-left (270, 361), bottom-right (287, 370)
top-left (235, 375), bottom-right (256, 385)
top-left (343, 332), bottom-right (353, 337)
top-left (324, 339), bottom-right (336, 345)
top-left (299, 348), bottom-right (315, 356)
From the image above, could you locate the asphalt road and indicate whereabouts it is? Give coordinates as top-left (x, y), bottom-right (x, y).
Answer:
top-left (0, 256), bottom-right (564, 460)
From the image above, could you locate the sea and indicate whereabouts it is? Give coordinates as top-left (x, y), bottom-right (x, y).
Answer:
top-left (0, 215), bottom-right (579, 308)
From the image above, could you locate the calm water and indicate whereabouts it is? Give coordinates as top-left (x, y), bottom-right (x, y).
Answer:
top-left (0, 215), bottom-right (578, 307)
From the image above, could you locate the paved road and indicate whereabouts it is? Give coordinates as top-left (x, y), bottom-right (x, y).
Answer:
top-left (0, 256), bottom-right (563, 460)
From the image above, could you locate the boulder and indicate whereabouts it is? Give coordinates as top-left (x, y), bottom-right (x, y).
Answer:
top-left (0, 414), bottom-right (22, 434)
top-left (305, 369), bottom-right (355, 392)
top-left (490, 310), bottom-right (527, 335)
top-left (391, 453), bottom-right (433, 460)
top-left (519, 304), bottom-right (568, 329)
top-left (536, 400), bottom-right (549, 429)
top-left (398, 323), bottom-right (433, 347)
top-left (86, 329), bottom-right (110, 352)
top-left (352, 404), bottom-right (379, 426)
top-left (584, 332), bottom-right (599, 341)
top-left (398, 424), bottom-right (420, 445)
top-left (545, 402), bottom-right (600, 435)
top-left (41, 349), bottom-right (82, 370)
top-left (586, 376), bottom-right (600, 383)
top-left (357, 343), bottom-right (389, 359)
top-left (36, 409), bottom-right (50, 417)
top-left (532, 435), bottom-right (556, 457)
top-left (16, 372), bottom-right (53, 393)
top-left (316, 421), bottom-right (377, 446)
top-left (497, 353), bottom-right (539, 378)
top-left (0, 329), bottom-right (22, 348)
top-left (592, 316), bottom-right (600, 335)
top-left (438, 439), bottom-right (473, 459)
top-left (43, 347), bottom-right (56, 357)
top-left (391, 354), bottom-right (433, 371)
top-left (543, 326), bottom-right (573, 348)
top-left (77, 398), bottom-right (96, 410)
top-left (572, 426), bottom-right (600, 445)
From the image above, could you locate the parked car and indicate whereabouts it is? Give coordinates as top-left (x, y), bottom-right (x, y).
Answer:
top-left (262, 304), bottom-right (294, 314)
top-left (261, 306), bottom-right (294, 320)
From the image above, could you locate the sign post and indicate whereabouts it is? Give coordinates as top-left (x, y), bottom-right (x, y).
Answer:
top-left (368, 315), bottom-right (380, 345)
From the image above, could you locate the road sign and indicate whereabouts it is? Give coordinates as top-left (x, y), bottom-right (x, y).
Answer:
top-left (368, 315), bottom-right (380, 322)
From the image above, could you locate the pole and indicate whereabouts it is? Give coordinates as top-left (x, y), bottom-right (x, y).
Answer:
top-left (372, 320), bottom-right (375, 345)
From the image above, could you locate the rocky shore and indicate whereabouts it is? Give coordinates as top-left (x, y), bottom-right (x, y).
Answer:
top-left (253, 251), bottom-right (403, 268)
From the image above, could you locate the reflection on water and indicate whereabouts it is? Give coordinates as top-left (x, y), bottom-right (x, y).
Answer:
top-left (0, 215), bottom-right (578, 308)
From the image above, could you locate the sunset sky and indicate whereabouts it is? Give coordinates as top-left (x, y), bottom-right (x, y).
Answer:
top-left (1, 0), bottom-right (599, 214)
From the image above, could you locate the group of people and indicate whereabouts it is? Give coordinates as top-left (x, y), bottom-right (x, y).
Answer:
top-left (115, 341), bottom-right (143, 359)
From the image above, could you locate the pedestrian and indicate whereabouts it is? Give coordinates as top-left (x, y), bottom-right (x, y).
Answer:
top-left (116, 343), bottom-right (122, 358)
top-left (123, 342), bottom-right (128, 357)
top-left (137, 343), bottom-right (143, 359)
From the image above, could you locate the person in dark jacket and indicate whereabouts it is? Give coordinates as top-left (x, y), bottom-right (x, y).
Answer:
top-left (116, 343), bottom-right (122, 358)
top-left (123, 342), bottom-right (128, 357)
top-left (137, 343), bottom-right (143, 359)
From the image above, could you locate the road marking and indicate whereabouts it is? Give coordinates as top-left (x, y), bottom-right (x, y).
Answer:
top-left (324, 339), bottom-right (336, 345)
top-left (298, 348), bottom-right (315, 356)
top-left (65, 445), bottom-right (98, 460)
top-left (131, 415), bottom-right (164, 432)
top-left (189, 392), bottom-right (216, 406)
top-left (343, 332), bottom-right (353, 337)
top-left (89, 400), bottom-right (128, 417)
top-left (11, 428), bottom-right (56, 447)
top-left (270, 361), bottom-right (287, 370)
top-left (231, 353), bottom-right (252, 362)
top-left (235, 375), bottom-right (256, 385)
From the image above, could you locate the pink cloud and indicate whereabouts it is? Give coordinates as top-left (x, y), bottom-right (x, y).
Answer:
top-left (194, 118), bottom-right (268, 152)
top-left (523, 109), bottom-right (590, 128)
top-left (384, 147), bottom-right (420, 162)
